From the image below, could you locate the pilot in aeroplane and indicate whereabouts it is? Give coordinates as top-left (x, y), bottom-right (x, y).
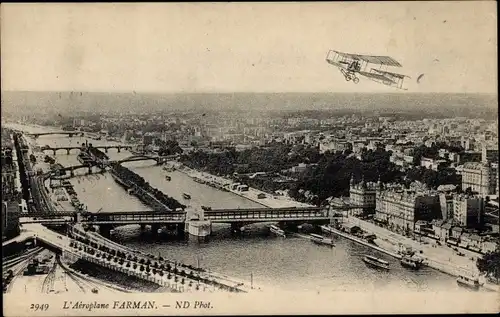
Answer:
top-left (348, 60), bottom-right (361, 72)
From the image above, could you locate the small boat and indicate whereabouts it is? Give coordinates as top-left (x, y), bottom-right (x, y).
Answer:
top-left (127, 188), bottom-right (135, 195)
top-left (362, 255), bottom-right (390, 270)
top-left (400, 255), bottom-right (425, 270)
top-left (269, 225), bottom-right (286, 238)
top-left (456, 275), bottom-right (481, 291)
top-left (310, 233), bottom-right (335, 247)
top-left (165, 175), bottom-right (171, 181)
top-left (183, 193), bottom-right (191, 199)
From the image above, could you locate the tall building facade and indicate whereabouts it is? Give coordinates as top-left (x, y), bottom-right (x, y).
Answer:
top-left (375, 187), bottom-right (441, 235)
top-left (461, 162), bottom-right (497, 196)
top-left (482, 145), bottom-right (499, 164)
top-left (452, 194), bottom-right (484, 228)
top-left (349, 177), bottom-right (377, 215)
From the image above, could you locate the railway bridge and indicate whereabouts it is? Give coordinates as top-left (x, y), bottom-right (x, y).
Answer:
top-left (19, 205), bottom-right (367, 238)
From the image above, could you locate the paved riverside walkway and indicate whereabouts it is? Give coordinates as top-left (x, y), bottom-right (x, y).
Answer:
top-left (179, 165), bottom-right (312, 208)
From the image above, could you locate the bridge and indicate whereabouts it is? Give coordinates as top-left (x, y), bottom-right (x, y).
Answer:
top-left (28, 131), bottom-right (84, 138)
top-left (20, 205), bottom-right (366, 227)
top-left (115, 154), bottom-right (179, 165)
top-left (41, 145), bottom-right (132, 155)
top-left (48, 164), bottom-right (106, 178)
top-left (45, 156), bottom-right (177, 179)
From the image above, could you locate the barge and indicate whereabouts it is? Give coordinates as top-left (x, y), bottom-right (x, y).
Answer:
top-left (269, 225), bottom-right (286, 238)
top-left (310, 234), bottom-right (335, 247)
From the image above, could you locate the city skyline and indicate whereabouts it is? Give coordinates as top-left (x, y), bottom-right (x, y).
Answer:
top-left (1, 2), bottom-right (497, 94)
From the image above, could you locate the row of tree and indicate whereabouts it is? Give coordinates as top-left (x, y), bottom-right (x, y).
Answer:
top-left (110, 163), bottom-right (186, 210)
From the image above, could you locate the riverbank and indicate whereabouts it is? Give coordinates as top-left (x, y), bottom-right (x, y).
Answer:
top-left (342, 216), bottom-right (499, 292)
top-left (178, 165), bottom-right (313, 209)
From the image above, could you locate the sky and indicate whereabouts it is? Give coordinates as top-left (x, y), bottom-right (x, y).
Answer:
top-left (1, 2), bottom-right (497, 94)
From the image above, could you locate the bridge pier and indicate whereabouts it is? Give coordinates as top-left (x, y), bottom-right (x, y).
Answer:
top-left (70, 169), bottom-right (74, 177)
top-left (176, 224), bottom-right (185, 238)
top-left (52, 150), bottom-right (56, 156)
top-left (66, 149), bottom-right (70, 155)
top-left (104, 148), bottom-right (108, 153)
top-left (140, 224), bottom-right (147, 232)
top-left (117, 148), bottom-right (121, 153)
top-left (88, 166), bottom-right (92, 174)
top-left (185, 220), bottom-right (211, 243)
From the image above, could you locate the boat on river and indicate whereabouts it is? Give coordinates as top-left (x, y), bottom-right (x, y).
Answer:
top-left (310, 234), bottom-right (335, 247)
top-left (165, 175), bottom-right (171, 181)
top-left (269, 225), bottom-right (286, 238)
top-left (456, 275), bottom-right (481, 291)
top-left (400, 255), bottom-right (425, 270)
top-left (183, 193), bottom-right (191, 199)
top-left (362, 255), bottom-right (390, 271)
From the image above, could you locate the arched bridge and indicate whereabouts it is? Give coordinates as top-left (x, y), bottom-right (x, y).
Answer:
top-left (116, 154), bottom-right (179, 165)
top-left (41, 145), bottom-right (132, 155)
top-left (48, 164), bottom-right (106, 178)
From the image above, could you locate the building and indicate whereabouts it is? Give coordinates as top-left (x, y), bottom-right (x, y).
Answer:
top-left (438, 192), bottom-right (454, 220)
top-left (461, 137), bottom-right (475, 151)
top-left (420, 157), bottom-right (448, 171)
top-left (349, 177), bottom-right (377, 215)
top-left (482, 144), bottom-right (499, 164)
top-left (142, 133), bottom-right (154, 146)
top-left (452, 194), bottom-right (484, 228)
top-left (319, 139), bottom-right (353, 154)
top-left (375, 187), bottom-right (441, 236)
top-left (461, 162), bottom-right (497, 197)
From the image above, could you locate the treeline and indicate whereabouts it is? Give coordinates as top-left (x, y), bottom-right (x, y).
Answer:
top-left (288, 149), bottom-right (401, 204)
top-left (180, 143), bottom-right (321, 176)
top-left (404, 166), bottom-right (462, 189)
top-left (181, 145), bottom-right (403, 204)
top-left (111, 163), bottom-right (185, 210)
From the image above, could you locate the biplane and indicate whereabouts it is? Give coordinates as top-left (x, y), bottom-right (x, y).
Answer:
top-left (325, 50), bottom-right (410, 90)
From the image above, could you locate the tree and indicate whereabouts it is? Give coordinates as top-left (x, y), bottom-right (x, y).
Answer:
top-left (477, 248), bottom-right (500, 284)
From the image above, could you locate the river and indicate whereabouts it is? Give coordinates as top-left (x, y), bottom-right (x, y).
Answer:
top-left (7, 123), bottom-right (472, 293)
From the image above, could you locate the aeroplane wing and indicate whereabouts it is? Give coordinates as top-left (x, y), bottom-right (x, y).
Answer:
top-left (372, 69), bottom-right (410, 79)
top-left (358, 71), bottom-right (397, 84)
top-left (325, 58), bottom-right (349, 70)
top-left (330, 50), bottom-right (402, 67)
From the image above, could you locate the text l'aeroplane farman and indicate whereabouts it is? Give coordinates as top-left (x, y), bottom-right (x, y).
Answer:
top-left (325, 50), bottom-right (410, 90)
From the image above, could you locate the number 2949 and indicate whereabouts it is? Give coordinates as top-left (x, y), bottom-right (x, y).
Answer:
top-left (30, 304), bottom-right (49, 311)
